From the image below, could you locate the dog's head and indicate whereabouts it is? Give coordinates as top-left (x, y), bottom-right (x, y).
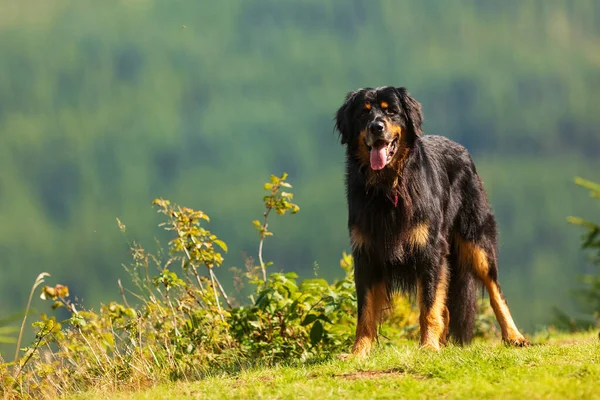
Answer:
top-left (335, 86), bottom-right (423, 171)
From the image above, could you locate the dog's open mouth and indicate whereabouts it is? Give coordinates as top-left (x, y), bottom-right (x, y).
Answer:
top-left (369, 138), bottom-right (398, 170)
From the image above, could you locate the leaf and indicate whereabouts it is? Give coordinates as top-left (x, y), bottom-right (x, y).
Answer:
top-left (301, 314), bottom-right (318, 326)
top-left (567, 216), bottom-right (594, 228)
top-left (299, 278), bottom-right (328, 292)
top-left (55, 284), bottom-right (70, 298)
top-left (214, 239), bottom-right (228, 253)
top-left (116, 218), bottom-right (127, 233)
top-left (264, 183), bottom-right (273, 190)
top-left (248, 320), bottom-right (261, 329)
top-left (310, 320), bottom-right (324, 345)
top-left (574, 177), bottom-right (600, 193)
top-left (317, 314), bottom-right (333, 324)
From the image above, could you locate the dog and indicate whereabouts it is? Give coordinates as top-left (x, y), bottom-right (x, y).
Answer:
top-left (334, 86), bottom-right (529, 356)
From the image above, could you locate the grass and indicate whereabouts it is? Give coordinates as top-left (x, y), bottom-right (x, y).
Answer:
top-left (74, 330), bottom-right (599, 400)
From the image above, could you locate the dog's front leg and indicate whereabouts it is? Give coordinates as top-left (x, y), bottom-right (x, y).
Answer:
top-left (352, 279), bottom-right (387, 357)
top-left (351, 252), bottom-right (388, 358)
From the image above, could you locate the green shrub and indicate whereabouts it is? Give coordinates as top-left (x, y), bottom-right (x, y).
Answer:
top-left (0, 174), bottom-right (362, 398)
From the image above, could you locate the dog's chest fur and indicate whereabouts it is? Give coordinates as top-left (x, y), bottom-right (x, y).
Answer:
top-left (347, 179), bottom-right (416, 260)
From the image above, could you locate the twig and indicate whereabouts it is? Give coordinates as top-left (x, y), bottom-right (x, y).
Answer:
top-left (212, 273), bottom-right (233, 309)
top-left (118, 279), bottom-right (130, 309)
top-left (208, 269), bottom-right (225, 321)
top-left (14, 272), bottom-right (50, 363)
top-left (258, 208), bottom-right (272, 282)
top-left (175, 226), bottom-right (206, 292)
top-left (163, 288), bottom-right (181, 336)
top-left (78, 327), bottom-right (104, 372)
top-left (189, 265), bottom-right (206, 292)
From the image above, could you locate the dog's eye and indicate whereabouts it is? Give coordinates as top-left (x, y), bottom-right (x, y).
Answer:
top-left (385, 108), bottom-right (395, 115)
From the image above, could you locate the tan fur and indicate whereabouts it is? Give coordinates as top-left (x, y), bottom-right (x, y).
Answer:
top-left (356, 129), bottom-right (371, 167)
top-left (484, 280), bottom-right (526, 344)
top-left (350, 226), bottom-right (368, 251)
top-left (406, 222), bottom-right (429, 249)
top-left (440, 306), bottom-right (450, 345)
top-left (380, 101), bottom-right (389, 109)
top-left (352, 282), bottom-right (388, 357)
top-left (387, 123), bottom-right (408, 173)
top-left (454, 235), bottom-right (490, 277)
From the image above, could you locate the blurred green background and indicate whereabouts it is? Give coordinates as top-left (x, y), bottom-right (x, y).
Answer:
top-left (1, 0), bottom-right (599, 342)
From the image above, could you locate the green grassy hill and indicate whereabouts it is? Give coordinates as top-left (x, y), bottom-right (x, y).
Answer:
top-left (78, 331), bottom-right (600, 400)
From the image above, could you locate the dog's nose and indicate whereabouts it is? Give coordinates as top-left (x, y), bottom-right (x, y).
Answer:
top-left (369, 120), bottom-right (385, 133)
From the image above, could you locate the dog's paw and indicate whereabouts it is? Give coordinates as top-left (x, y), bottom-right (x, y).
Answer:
top-left (419, 343), bottom-right (442, 352)
top-left (504, 335), bottom-right (530, 347)
top-left (350, 337), bottom-right (373, 359)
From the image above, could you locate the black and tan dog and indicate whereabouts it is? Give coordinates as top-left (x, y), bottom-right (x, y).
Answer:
top-left (335, 86), bottom-right (529, 357)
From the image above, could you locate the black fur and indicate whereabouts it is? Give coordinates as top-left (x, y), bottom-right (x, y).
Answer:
top-left (335, 86), bottom-right (518, 347)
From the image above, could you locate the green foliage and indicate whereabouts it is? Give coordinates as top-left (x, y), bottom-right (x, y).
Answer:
top-left (230, 253), bottom-right (356, 361)
top-left (0, 174), bottom-right (357, 398)
top-left (557, 177), bottom-right (600, 329)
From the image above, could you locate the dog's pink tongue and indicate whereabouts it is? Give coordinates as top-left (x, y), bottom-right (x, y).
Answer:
top-left (370, 145), bottom-right (387, 170)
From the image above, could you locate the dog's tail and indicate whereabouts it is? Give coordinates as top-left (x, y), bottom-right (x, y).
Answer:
top-left (446, 251), bottom-right (477, 345)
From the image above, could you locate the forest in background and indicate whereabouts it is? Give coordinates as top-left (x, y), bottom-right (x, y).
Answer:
top-left (0, 0), bottom-right (599, 344)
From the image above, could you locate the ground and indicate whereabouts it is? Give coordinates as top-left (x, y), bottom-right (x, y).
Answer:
top-left (76, 331), bottom-right (599, 400)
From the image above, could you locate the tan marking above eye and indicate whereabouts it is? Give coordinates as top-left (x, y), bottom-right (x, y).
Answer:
top-left (364, 102), bottom-right (372, 111)
top-left (380, 101), bottom-right (388, 109)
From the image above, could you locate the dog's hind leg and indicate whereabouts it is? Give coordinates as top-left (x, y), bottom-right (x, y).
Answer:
top-left (454, 234), bottom-right (529, 346)
top-left (446, 246), bottom-right (477, 345)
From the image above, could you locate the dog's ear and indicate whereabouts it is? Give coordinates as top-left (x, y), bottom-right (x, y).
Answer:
top-left (395, 87), bottom-right (423, 135)
top-left (335, 90), bottom-right (360, 145)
